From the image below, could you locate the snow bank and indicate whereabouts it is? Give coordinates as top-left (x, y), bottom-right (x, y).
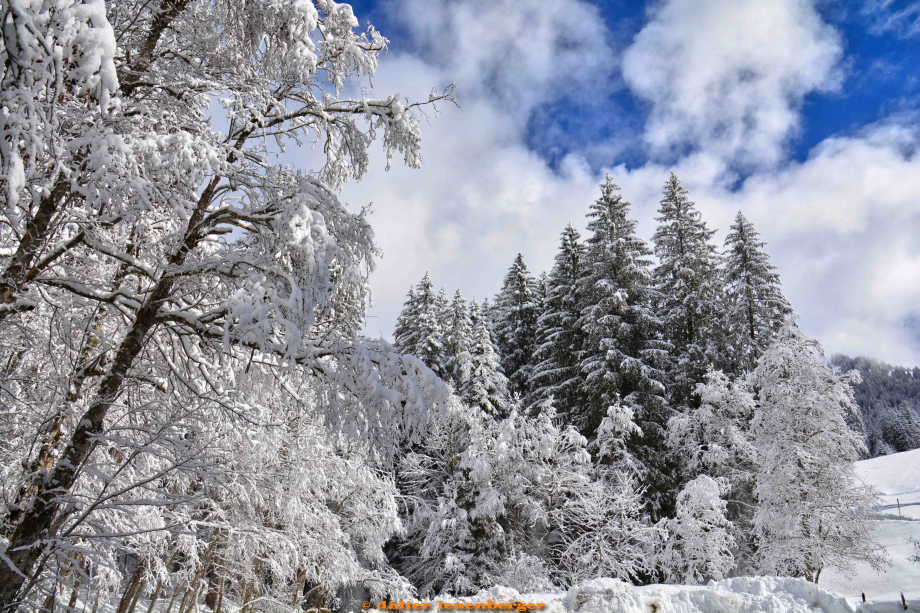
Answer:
top-left (558, 576), bottom-right (856, 612)
top-left (434, 576), bottom-right (859, 613)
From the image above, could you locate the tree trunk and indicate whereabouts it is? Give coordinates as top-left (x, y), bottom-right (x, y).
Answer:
top-left (0, 179), bottom-right (70, 321)
top-left (213, 576), bottom-right (225, 613)
top-left (163, 581), bottom-right (184, 613)
top-left (0, 174), bottom-right (220, 607)
top-left (117, 561), bottom-right (147, 613)
top-left (0, 292), bottom-right (165, 606)
top-left (126, 580), bottom-right (146, 613)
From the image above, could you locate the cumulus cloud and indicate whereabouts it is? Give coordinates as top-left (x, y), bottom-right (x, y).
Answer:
top-left (621, 0), bottom-right (844, 166)
top-left (322, 0), bottom-right (920, 366)
top-left (393, 0), bottom-right (617, 116)
top-left (714, 125), bottom-right (920, 365)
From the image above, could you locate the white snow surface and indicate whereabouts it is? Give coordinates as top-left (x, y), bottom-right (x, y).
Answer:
top-left (822, 448), bottom-right (920, 607)
top-left (441, 577), bottom-right (862, 612)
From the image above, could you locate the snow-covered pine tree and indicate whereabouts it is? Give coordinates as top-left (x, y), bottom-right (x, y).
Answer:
top-left (535, 271), bottom-right (550, 307)
top-left (395, 393), bottom-right (480, 596)
top-left (462, 300), bottom-right (510, 417)
top-left (493, 254), bottom-right (541, 399)
top-left (722, 212), bottom-right (792, 374)
top-left (442, 290), bottom-right (474, 387)
top-left (750, 320), bottom-right (888, 583)
top-left (595, 401), bottom-right (644, 473)
top-left (652, 172), bottom-right (724, 405)
top-left (436, 286), bottom-right (451, 329)
top-left (577, 175), bottom-right (668, 434)
top-left (416, 297), bottom-right (446, 378)
top-left (657, 475), bottom-right (736, 584)
top-left (395, 273), bottom-right (445, 376)
top-left (395, 286), bottom-right (419, 353)
top-left (528, 225), bottom-right (587, 418)
top-left (575, 175), bottom-right (673, 518)
top-left (403, 407), bottom-right (509, 597)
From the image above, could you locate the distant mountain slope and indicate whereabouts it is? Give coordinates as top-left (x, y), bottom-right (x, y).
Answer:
top-left (831, 355), bottom-right (920, 458)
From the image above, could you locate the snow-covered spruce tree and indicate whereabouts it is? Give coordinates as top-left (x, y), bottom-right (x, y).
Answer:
top-left (722, 212), bottom-right (792, 374)
top-left (656, 475), bottom-right (736, 584)
top-left (395, 393), bottom-right (479, 596)
top-left (576, 174), bottom-right (672, 518)
top-left (442, 290), bottom-right (474, 388)
top-left (394, 286), bottom-right (419, 353)
top-left (399, 399), bottom-right (510, 597)
top-left (750, 320), bottom-right (888, 583)
top-left (394, 273), bottom-right (445, 376)
top-left (535, 271), bottom-right (550, 306)
top-left (576, 175), bottom-right (669, 434)
top-left (0, 0), bottom-right (454, 605)
top-left (528, 224), bottom-right (587, 418)
top-left (493, 254), bottom-right (541, 399)
top-left (595, 401), bottom-right (644, 473)
top-left (462, 300), bottom-right (510, 417)
top-left (652, 173), bottom-right (724, 405)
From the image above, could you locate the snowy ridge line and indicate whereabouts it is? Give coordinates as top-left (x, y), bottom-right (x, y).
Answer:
top-left (413, 577), bottom-right (918, 613)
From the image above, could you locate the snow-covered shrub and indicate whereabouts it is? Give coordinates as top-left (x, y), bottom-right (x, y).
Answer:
top-left (491, 553), bottom-right (558, 593)
top-left (656, 474), bottom-right (736, 584)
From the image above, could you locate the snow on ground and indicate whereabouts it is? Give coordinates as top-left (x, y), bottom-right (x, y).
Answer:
top-left (448, 577), bottom-right (882, 612)
top-left (822, 448), bottom-right (920, 607)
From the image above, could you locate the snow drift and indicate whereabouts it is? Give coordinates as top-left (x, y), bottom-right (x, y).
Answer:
top-left (435, 576), bottom-right (879, 613)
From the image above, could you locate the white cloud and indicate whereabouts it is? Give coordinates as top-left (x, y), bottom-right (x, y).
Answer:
top-left (863, 0), bottom-right (920, 38)
top-left (321, 0), bottom-right (920, 367)
top-left (622, 0), bottom-right (844, 166)
top-left (392, 0), bottom-right (617, 116)
top-left (606, 124), bottom-right (920, 366)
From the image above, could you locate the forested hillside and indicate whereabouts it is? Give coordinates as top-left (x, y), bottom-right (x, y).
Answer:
top-left (830, 355), bottom-right (920, 457)
top-left (386, 173), bottom-right (887, 595)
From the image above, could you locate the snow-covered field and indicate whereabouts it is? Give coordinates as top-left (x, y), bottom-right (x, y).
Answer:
top-left (444, 449), bottom-right (920, 613)
top-left (822, 448), bottom-right (920, 608)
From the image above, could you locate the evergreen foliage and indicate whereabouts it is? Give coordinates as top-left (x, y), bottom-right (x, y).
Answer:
top-left (462, 300), bottom-right (510, 417)
top-left (493, 254), bottom-right (542, 398)
top-left (394, 273), bottom-right (446, 376)
top-left (443, 290), bottom-right (475, 388)
top-left (529, 225), bottom-right (587, 417)
top-left (576, 174), bottom-right (673, 518)
top-left (830, 354), bottom-right (920, 457)
top-left (652, 173), bottom-right (724, 404)
top-left (722, 212), bottom-right (792, 373)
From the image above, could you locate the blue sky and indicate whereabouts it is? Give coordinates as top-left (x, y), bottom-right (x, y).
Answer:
top-left (317, 0), bottom-right (920, 365)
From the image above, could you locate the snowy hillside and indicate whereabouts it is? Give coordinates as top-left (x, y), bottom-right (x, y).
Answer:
top-left (822, 448), bottom-right (920, 606)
